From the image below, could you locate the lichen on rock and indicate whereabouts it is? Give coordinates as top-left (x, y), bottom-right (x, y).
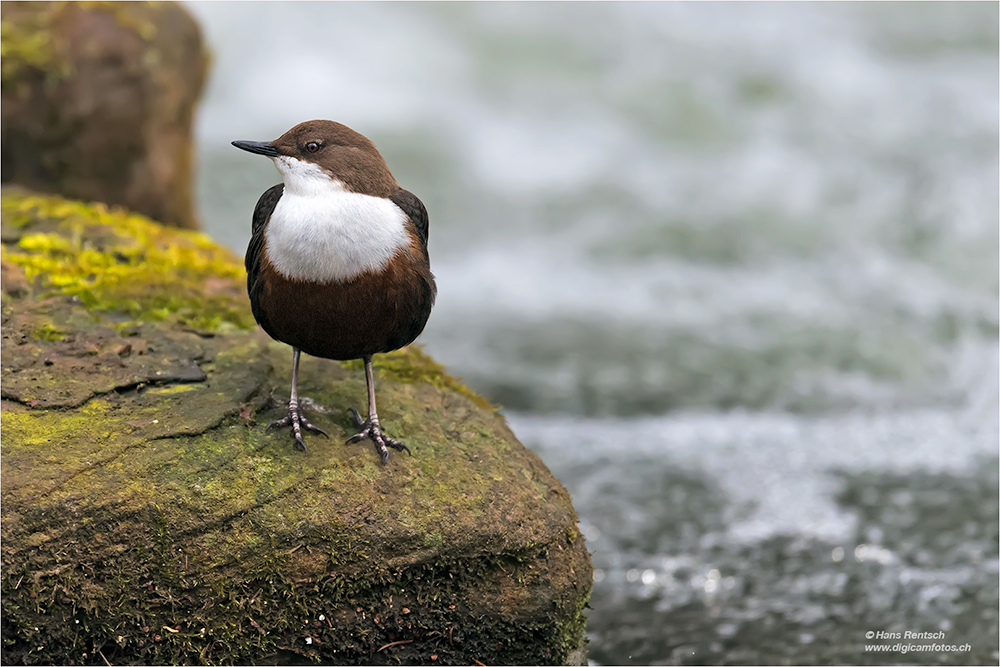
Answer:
top-left (0, 190), bottom-right (592, 665)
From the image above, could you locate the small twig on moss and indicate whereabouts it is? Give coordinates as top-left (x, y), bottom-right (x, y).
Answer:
top-left (98, 648), bottom-right (112, 666)
top-left (376, 639), bottom-right (413, 652)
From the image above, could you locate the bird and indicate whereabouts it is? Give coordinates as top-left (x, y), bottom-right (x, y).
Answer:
top-left (232, 120), bottom-right (436, 464)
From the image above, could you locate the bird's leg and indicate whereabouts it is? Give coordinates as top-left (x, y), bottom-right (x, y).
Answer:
top-left (346, 355), bottom-right (412, 464)
top-left (269, 347), bottom-right (328, 451)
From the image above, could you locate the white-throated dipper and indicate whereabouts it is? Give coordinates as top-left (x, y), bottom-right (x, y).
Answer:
top-left (232, 120), bottom-right (436, 464)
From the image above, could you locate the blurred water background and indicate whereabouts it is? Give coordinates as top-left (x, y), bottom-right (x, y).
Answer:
top-left (187, 3), bottom-right (998, 664)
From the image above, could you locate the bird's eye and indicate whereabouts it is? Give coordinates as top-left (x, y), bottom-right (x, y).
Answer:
top-left (305, 141), bottom-right (320, 153)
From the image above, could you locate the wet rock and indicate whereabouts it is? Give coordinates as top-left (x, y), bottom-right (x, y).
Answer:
top-left (0, 190), bottom-right (592, 665)
top-left (1, 2), bottom-right (207, 229)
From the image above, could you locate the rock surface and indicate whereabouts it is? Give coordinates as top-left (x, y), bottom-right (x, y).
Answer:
top-left (0, 188), bottom-right (592, 665)
top-left (1, 2), bottom-right (207, 229)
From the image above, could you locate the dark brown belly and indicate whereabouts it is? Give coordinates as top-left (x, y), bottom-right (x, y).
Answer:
top-left (250, 250), bottom-right (435, 361)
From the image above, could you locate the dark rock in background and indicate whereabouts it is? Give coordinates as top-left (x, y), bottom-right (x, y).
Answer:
top-left (1, 1), bottom-right (207, 229)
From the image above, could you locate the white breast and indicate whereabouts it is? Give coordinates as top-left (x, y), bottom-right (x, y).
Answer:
top-left (264, 156), bottom-right (409, 283)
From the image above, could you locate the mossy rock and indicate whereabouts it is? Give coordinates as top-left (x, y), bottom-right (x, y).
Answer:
top-left (1, 1), bottom-right (207, 230)
top-left (0, 189), bottom-right (592, 665)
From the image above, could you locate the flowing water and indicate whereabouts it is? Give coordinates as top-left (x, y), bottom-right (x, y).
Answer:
top-left (187, 3), bottom-right (998, 663)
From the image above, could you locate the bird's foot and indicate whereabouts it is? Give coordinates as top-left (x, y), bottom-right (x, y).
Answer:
top-left (346, 408), bottom-right (411, 464)
top-left (269, 399), bottom-right (328, 451)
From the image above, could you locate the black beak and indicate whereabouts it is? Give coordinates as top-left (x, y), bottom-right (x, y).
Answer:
top-left (232, 140), bottom-right (278, 157)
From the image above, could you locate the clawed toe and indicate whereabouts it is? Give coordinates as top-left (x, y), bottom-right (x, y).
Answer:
top-left (345, 408), bottom-right (411, 464)
top-left (270, 402), bottom-right (328, 451)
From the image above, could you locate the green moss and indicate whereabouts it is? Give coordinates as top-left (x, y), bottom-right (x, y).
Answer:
top-left (1, 190), bottom-right (254, 331)
top-left (75, 0), bottom-right (160, 42)
top-left (344, 345), bottom-right (495, 411)
top-left (0, 1), bottom-right (164, 90)
top-left (0, 4), bottom-right (68, 88)
top-left (423, 530), bottom-right (446, 550)
top-left (555, 586), bottom-right (591, 665)
top-left (30, 321), bottom-right (66, 342)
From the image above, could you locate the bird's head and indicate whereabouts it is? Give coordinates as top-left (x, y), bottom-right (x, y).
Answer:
top-left (232, 120), bottom-right (398, 197)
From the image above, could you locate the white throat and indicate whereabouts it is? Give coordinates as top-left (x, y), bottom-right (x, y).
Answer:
top-left (264, 156), bottom-right (408, 283)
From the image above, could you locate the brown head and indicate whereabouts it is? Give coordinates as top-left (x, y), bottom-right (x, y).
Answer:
top-left (232, 120), bottom-right (398, 197)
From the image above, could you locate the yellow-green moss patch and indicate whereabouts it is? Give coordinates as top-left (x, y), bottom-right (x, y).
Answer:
top-left (1, 189), bottom-right (253, 331)
top-left (30, 320), bottom-right (66, 342)
top-left (0, 3), bottom-right (67, 87)
top-left (344, 344), bottom-right (495, 411)
top-left (1, 2), bottom-right (163, 89)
